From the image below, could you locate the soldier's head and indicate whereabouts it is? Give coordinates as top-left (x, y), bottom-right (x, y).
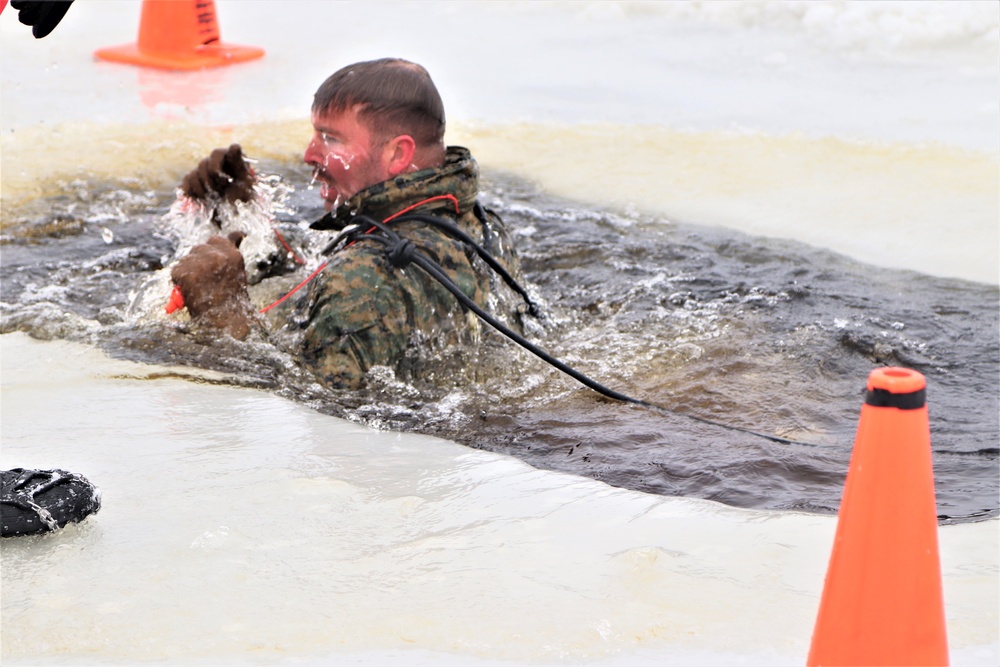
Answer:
top-left (304, 59), bottom-right (447, 211)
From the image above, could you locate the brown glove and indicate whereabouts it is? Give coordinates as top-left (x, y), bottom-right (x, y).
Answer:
top-left (181, 144), bottom-right (255, 205)
top-left (170, 232), bottom-right (256, 340)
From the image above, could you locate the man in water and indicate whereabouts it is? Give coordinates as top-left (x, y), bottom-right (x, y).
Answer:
top-left (170, 58), bottom-right (524, 389)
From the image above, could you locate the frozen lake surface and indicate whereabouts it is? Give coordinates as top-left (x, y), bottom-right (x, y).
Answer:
top-left (2, 1), bottom-right (998, 665)
top-left (2, 0), bottom-right (997, 283)
top-left (1, 333), bottom-right (997, 666)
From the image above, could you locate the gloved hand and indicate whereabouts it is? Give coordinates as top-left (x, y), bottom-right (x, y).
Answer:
top-left (170, 232), bottom-right (257, 340)
top-left (9, 0), bottom-right (75, 39)
top-left (181, 144), bottom-right (256, 205)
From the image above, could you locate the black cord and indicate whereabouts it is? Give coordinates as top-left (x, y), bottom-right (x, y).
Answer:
top-left (388, 212), bottom-right (542, 317)
top-left (345, 215), bottom-right (824, 448)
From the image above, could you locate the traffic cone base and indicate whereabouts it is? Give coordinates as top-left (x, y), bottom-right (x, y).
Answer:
top-left (94, 42), bottom-right (265, 71)
top-left (94, 0), bottom-right (264, 71)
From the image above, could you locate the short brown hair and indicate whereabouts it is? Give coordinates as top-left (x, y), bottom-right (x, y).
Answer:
top-left (312, 58), bottom-right (445, 148)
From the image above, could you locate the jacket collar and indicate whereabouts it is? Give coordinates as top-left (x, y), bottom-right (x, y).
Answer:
top-left (311, 146), bottom-right (479, 230)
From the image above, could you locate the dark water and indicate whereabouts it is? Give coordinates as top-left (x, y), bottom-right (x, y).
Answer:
top-left (2, 162), bottom-right (997, 523)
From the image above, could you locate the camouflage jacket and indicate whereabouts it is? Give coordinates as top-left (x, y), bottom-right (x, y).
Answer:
top-left (300, 146), bottom-right (523, 388)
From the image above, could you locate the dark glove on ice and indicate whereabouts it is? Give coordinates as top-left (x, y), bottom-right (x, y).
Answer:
top-left (170, 232), bottom-right (257, 340)
top-left (181, 144), bottom-right (256, 206)
top-left (10, 0), bottom-right (75, 39)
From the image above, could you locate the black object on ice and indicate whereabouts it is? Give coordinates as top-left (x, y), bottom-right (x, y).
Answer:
top-left (7, 0), bottom-right (75, 39)
top-left (1, 468), bottom-right (101, 537)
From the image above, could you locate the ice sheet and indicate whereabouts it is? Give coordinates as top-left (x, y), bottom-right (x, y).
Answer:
top-left (2, 1), bottom-right (997, 283)
top-left (1, 333), bottom-right (996, 665)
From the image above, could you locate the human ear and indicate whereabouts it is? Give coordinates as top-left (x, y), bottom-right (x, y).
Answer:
top-left (384, 135), bottom-right (416, 177)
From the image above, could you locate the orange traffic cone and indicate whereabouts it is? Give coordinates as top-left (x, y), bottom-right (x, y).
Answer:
top-left (94, 0), bottom-right (264, 71)
top-left (807, 367), bottom-right (948, 666)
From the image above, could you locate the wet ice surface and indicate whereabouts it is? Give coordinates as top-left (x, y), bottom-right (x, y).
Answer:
top-left (1, 164), bottom-right (997, 524)
top-left (1, 2), bottom-right (996, 664)
top-left (1, 333), bottom-right (996, 666)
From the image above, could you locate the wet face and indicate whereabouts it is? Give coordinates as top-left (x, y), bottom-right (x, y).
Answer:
top-left (303, 106), bottom-right (390, 212)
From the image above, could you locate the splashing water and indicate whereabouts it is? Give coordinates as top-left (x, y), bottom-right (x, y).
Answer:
top-left (124, 169), bottom-right (306, 324)
top-left (320, 149), bottom-right (354, 173)
top-left (1, 160), bottom-right (996, 523)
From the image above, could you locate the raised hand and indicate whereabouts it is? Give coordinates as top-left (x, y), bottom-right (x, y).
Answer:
top-left (181, 144), bottom-right (256, 206)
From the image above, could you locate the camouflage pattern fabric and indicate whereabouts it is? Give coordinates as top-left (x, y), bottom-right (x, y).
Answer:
top-left (300, 146), bottom-right (523, 388)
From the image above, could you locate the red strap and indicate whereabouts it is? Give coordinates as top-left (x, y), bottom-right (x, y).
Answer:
top-left (384, 194), bottom-right (460, 222)
top-left (256, 194), bottom-right (462, 314)
top-left (258, 261), bottom-right (329, 314)
top-left (273, 228), bottom-right (306, 265)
